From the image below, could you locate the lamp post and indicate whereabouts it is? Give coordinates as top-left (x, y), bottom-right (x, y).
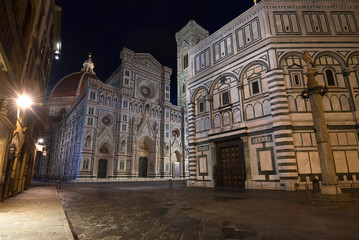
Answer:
top-left (16, 94), bottom-right (33, 120)
top-left (301, 50), bottom-right (341, 195)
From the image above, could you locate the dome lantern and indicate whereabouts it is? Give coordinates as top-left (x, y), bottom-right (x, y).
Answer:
top-left (81, 52), bottom-right (95, 74)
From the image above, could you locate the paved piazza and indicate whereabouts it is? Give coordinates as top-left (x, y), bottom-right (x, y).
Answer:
top-left (58, 181), bottom-right (359, 240)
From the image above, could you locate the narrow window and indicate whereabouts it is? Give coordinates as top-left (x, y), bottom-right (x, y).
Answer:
top-left (199, 102), bottom-right (204, 113)
top-left (326, 69), bottom-right (335, 86)
top-left (251, 81), bottom-right (260, 95)
top-left (182, 84), bottom-right (185, 94)
top-left (222, 91), bottom-right (230, 105)
top-left (183, 54), bottom-right (188, 69)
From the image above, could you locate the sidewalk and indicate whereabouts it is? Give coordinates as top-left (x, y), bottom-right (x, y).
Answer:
top-left (0, 186), bottom-right (73, 240)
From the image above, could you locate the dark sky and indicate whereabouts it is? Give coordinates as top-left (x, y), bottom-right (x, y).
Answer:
top-left (49, 0), bottom-right (257, 104)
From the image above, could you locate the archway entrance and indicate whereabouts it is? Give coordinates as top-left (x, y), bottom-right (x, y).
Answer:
top-left (171, 151), bottom-right (181, 178)
top-left (137, 137), bottom-right (155, 178)
top-left (97, 159), bottom-right (107, 178)
top-left (138, 157), bottom-right (148, 177)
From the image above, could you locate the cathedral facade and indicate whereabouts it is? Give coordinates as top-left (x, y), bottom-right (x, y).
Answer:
top-left (181, 0), bottom-right (359, 190)
top-left (45, 48), bottom-right (187, 181)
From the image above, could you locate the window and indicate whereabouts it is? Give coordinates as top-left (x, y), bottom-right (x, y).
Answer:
top-left (182, 84), bottom-right (185, 94)
top-left (88, 107), bottom-right (94, 115)
top-left (124, 78), bottom-right (129, 85)
top-left (123, 100), bottom-right (128, 108)
top-left (290, 72), bottom-right (302, 87)
top-left (183, 54), bottom-right (188, 69)
top-left (90, 91), bottom-right (96, 100)
top-left (121, 124), bottom-right (127, 131)
top-left (221, 91), bottom-right (230, 105)
top-left (325, 69), bottom-right (336, 86)
top-left (120, 161), bottom-right (124, 170)
top-left (165, 93), bottom-right (169, 99)
top-left (251, 80), bottom-right (260, 95)
top-left (122, 114), bottom-right (127, 122)
top-left (125, 70), bottom-right (130, 77)
top-left (83, 159), bottom-right (89, 169)
top-left (198, 101), bottom-right (205, 113)
top-left (87, 118), bottom-right (93, 126)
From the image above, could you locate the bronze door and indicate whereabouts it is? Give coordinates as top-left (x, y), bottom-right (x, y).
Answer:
top-left (138, 157), bottom-right (148, 178)
top-left (219, 146), bottom-right (245, 187)
top-left (97, 159), bottom-right (107, 178)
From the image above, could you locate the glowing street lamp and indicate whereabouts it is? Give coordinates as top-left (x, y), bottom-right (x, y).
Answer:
top-left (16, 94), bottom-right (32, 118)
top-left (17, 94), bottom-right (32, 108)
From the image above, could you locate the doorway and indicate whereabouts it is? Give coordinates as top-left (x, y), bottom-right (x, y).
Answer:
top-left (138, 157), bottom-right (148, 177)
top-left (97, 159), bottom-right (107, 178)
top-left (172, 162), bottom-right (180, 178)
top-left (216, 142), bottom-right (246, 187)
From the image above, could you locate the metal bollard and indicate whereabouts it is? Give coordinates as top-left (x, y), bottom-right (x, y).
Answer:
top-left (168, 179), bottom-right (172, 189)
top-left (56, 180), bottom-right (61, 190)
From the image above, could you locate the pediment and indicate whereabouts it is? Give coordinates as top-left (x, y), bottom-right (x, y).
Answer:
top-left (138, 118), bottom-right (155, 137)
top-left (133, 53), bottom-right (163, 73)
top-left (97, 127), bottom-right (114, 146)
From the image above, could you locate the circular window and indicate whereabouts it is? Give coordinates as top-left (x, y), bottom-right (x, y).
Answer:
top-left (172, 129), bottom-right (180, 138)
top-left (140, 85), bottom-right (151, 98)
top-left (138, 80), bottom-right (156, 99)
top-left (102, 116), bottom-right (111, 126)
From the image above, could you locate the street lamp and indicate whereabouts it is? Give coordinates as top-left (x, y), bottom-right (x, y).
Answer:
top-left (16, 94), bottom-right (32, 118)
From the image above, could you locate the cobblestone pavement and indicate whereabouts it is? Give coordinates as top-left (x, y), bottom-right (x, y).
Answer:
top-left (58, 181), bottom-right (359, 240)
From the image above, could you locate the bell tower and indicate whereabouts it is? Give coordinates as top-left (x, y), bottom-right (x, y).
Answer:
top-left (176, 21), bottom-right (208, 108)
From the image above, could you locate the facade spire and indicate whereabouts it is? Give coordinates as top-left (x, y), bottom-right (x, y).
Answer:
top-left (81, 52), bottom-right (95, 74)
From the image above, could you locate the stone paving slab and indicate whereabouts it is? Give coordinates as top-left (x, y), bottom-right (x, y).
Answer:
top-left (0, 186), bottom-right (73, 240)
top-left (58, 182), bottom-right (359, 240)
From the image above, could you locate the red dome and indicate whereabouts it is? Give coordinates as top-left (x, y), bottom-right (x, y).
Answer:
top-left (50, 71), bottom-right (99, 98)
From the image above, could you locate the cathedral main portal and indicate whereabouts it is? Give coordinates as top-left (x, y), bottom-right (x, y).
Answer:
top-left (216, 142), bottom-right (246, 188)
top-left (138, 157), bottom-right (148, 178)
top-left (97, 159), bottom-right (107, 178)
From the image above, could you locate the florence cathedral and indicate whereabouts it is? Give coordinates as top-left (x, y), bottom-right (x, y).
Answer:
top-left (37, 0), bottom-right (359, 191)
top-left (41, 48), bottom-right (187, 181)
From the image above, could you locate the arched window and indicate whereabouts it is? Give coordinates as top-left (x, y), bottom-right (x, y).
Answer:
top-left (325, 69), bottom-right (335, 86)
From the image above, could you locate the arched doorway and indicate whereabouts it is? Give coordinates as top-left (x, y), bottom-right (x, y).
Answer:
top-left (137, 137), bottom-right (156, 178)
top-left (171, 151), bottom-right (181, 178)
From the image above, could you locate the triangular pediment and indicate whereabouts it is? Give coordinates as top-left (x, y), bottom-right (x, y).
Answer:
top-left (138, 118), bottom-right (155, 137)
top-left (287, 63), bottom-right (303, 69)
top-left (97, 127), bottom-right (114, 146)
top-left (133, 53), bottom-right (163, 73)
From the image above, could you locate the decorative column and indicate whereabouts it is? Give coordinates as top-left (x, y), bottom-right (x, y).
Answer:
top-left (302, 50), bottom-right (341, 195)
top-left (187, 102), bottom-right (197, 182)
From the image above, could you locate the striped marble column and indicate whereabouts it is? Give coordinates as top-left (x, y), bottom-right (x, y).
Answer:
top-left (266, 68), bottom-right (298, 187)
top-left (187, 102), bottom-right (197, 181)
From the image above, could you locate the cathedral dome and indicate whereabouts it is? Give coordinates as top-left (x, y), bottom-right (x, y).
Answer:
top-left (50, 53), bottom-right (99, 98)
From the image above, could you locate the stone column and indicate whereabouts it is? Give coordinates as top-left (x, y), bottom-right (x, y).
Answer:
top-left (187, 102), bottom-right (197, 182)
top-left (302, 51), bottom-right (341, 195)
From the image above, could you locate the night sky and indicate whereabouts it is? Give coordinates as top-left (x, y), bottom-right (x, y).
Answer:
top-left (49, 0), bottom-right (257, 104)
